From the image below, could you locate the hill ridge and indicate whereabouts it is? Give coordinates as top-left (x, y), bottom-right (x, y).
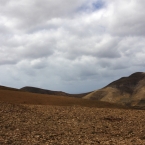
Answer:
top-left (83, 72), bottom-right (145, 108)
top-left (20, 86), bottom-right (91, 98)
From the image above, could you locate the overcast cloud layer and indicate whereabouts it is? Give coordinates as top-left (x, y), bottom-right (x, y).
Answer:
top-left (0, 0), bottom-right (145, 93)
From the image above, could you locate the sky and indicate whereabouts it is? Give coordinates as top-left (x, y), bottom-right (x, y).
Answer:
top-left (0, 0), bottom-right (145, 93)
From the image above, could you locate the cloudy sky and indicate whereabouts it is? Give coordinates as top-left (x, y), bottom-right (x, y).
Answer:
top-left (0, 0), bottom-right (145, 93)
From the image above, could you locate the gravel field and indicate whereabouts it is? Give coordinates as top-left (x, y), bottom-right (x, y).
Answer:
top-left (1, 102), bottom-right (145, 145)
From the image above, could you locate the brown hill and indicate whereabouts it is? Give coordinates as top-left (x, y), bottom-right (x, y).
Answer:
top-left (0, 85), bottom-right (20, 91)
top-left (83, 72), bottom-right (145, 108)
top-left (20, 86), bottom-right (90, 98)
top-left (0, 89), bottom-right (127, 109)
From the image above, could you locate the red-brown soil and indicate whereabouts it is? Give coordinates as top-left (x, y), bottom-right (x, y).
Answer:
top-left (0, 89), bottom-right (126, 108)
top-left (1, 102), bottom-right (145, 144)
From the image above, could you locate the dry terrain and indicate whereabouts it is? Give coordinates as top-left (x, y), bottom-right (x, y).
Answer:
top-left (1, 102), bottom-right (145, 145)
top-left (0, 89), bottom-right (127, 109)
top-left (1, 78), bottom-right (145, 145)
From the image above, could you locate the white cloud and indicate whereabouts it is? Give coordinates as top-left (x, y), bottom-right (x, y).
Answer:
top-left (106, 0), bottom-right (145, 36)
top-left (0, 0), bottom-right (145, 93)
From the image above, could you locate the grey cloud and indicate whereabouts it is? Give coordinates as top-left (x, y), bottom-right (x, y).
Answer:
top-left (0, 0), bottom-right (11, 5)
top-left (0, 0), bottom-right (87, 31)
top-left (22, 45), bottom-right (54, 59)
top-left (65, 35), bottom-right (122, 59)
top-left (0, 59), bottom-right (18, 65)
top-left (0, 32), bottom-right (57, 66)
top-left (0, 24), bottom-right (11, 34)
top-left (97, 48), bottom-right (120, 58)
top-left (0, 47), bottom-right (19, 65)
top-left (96, 40), bottom-right (121, 58)
top-left (118, 37), bottom-right (145, 59)
top-left (72, 56), bottom-right (98, 79)
top-left (107, 1), bottom-right (145, 36)
top-left (16, 60), bottom-right (37, 76)
top-left (30, 58), bottom-right (48, 69)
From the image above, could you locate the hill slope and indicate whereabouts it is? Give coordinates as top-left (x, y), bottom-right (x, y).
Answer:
top-left (83, 72), bottom-right (145, 108)
top-left (0, 85), bottom-right (20, 91)
top-left (20, 86), bottom-right (90, 98)
top-left (0, 89), bottom-right (127, 109)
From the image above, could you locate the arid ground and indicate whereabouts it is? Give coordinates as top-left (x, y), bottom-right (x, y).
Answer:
top-left (1, 83), bottom-right (145, 144)
top-left (1, 101), bottom-right (145, 145)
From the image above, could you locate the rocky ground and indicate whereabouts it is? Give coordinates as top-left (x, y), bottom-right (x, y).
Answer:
top-left (1, 102), bottom-right (145, 145)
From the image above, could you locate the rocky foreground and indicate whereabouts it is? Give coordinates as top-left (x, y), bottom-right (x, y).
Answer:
top-left (1, 102), bottom-right (145, 145)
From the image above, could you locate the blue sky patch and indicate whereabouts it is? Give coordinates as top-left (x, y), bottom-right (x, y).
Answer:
top-left (92, 0), bottom-right (105, 10)
top-left (77, 0), bottom-right (105, 13)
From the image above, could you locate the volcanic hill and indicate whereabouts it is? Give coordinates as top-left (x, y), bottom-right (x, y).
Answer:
top-left (20, 86), bottom-right (90, 98)
top-left (83, 72), bottom-right (145, 108)
top-left (0, 85), bottom-right (126, 109)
